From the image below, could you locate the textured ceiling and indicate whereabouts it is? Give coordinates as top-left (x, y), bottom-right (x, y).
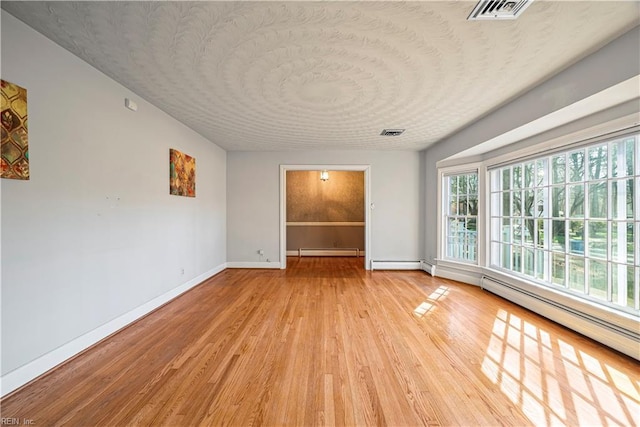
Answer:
top-left (2, 1), bottom-right (639, 151)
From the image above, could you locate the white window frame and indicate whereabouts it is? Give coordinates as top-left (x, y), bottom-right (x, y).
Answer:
top-left (437, 163), bottom-right (483, 267)
top-left (487, 132), bottom-right (639, 315)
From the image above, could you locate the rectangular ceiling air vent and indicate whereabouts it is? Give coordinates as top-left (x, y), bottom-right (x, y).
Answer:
top-left (380, 129), bottom-right (405, 136)
top-left (467, 0), bottom-right (533, 20)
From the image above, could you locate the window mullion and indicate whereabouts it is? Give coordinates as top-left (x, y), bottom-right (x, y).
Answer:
top-left (487, 133), bottom-right (638, 317)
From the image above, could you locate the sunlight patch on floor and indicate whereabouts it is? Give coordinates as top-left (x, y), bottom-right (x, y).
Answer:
top-left (481, 310), bottom-right (640, 426)
top-left (413, 286), bottom-right (449, 318)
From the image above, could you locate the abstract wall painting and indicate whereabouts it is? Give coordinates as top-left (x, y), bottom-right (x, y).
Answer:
top-left (169, 148), bottom-right (196, 197)
top-left (1, 80), bottom-right (29, 180)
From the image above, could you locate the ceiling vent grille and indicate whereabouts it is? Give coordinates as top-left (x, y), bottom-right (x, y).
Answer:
top-left (468, 0), bottom-right (533, 20)
top-left (380, 129), bottom-right (405, 136)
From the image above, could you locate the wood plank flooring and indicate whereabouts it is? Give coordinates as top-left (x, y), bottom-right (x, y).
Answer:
top-left (2, 257), bottom-right (639, 426)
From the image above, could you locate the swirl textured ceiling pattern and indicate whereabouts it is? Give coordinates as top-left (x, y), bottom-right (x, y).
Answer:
top-left (2, 1), bottom-right (639, 151)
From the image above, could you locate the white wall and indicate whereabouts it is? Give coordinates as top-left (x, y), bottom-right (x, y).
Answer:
top-left (423, 26), bottom-right (640, 264)
top-left (0, 11), bottom-right (227, 392)
top-left (227, 151), bottom-right (423, 264)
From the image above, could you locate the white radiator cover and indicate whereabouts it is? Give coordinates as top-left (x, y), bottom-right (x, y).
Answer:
top-left (481, 275), bottom-right (640, 361)
top-left (370, 261), bottom-right (422, 271)
top-left (421, 261), bottom-right (436, 276)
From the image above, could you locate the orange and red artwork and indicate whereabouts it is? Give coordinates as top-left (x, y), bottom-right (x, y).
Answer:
top-left (1, 80), bottom-right (29, 180)
top-left (170, 148), bottom-right (196, 197)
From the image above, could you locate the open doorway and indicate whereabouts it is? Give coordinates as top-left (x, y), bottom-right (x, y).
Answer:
top-left (279, 165), bottom-right (371, 270)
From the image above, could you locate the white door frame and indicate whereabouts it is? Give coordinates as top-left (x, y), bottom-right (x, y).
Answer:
top-left (279, 164), bottom-right (371, 270)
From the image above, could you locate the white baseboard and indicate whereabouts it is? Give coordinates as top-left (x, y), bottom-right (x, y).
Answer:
top-left (421, 261), bottom-right (436, 276)
top-left (0, 263), bottom-right (227, 397)
top-left (370, 261), bottom-right (421, 271)
top-left (434, 264), bottom-right (482, 286)
top-left (226, 261), bottom-right (282, 269)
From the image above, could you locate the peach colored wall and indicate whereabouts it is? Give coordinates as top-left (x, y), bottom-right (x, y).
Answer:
top-left (286, 170), bottom-right (364, 222)
top-left (286, 171), bottom-right (364, 250)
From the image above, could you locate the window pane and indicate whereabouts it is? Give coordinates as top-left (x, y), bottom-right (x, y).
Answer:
top-left (459, 175), bottom-right (468, 195)
top-left (512, 218), bottom-right (523, 245)
top-left (588, 182), bottom-right (607, 218)
top-left (502, 192), bottom-right (511, 217)
top-left (611, 222), bottom-right (634, 264)
top-left (537, 159), bottom-right (548, 186)
top-left (612, 179), bottom-right (634, 219)
top-left (569, 150), bottom-right (585, 182)
top-left (536, 219), bottom-right (546, 249)
top-left (524, 219), bottom-right (534, 246)
top-left (536, 188), bottom-right (546, 217)
top-left (535, 249), bottom-right (546, 280)
top-left (552, 187), bottom-right (565, 217)
top-left (588, 145), bottom-right (607, 180)
top-left (468, 174), bottom-right (478, 195)
top-left (587, 221), bottom-right (607, 259)
top-left (501, 218), bottom-right (510, 242)
top-left (502, 169), bottom-right (511, 191)
top-left (491, 217), bottom-right (500, 242)
top-left (512, 246), bottom-right (522, 273)
top-left (588, 259), bottom-right (608, 301)
top-left (568, 184), bottom-right (584, 218)
top-left (458, 196), bottom-right (468, 215)
top-left (552, 154), bottom-right (565, 184)
top-left (468, 196), bottom-right (478, 216)
top-left (569, 256), bottom-right (585, 292)
top-left (524, 189), bottom-right (534, 216)
top-left (491, 169), bottom-right (501, 192)
top-left (612, 140), bottom-right (635, 178)
top-left (552, 220), bottom-right (566, 251)
top-left (524, 248), bottom-right (534, 276)
top-left (501, 244), bottom-right (511, 269)
top-left (569, 221), bottom-right (584, 255)
top-left (626, 139), bottom-right (635, 176)
top-left (524, 162), bottom-right (535, 187)
top-left (512, 191), bottom-right (522, 216)
top-left (449, 176), bottom-right (457, 196)
top-left (449, 196), bottom-right (458, 215)
top-left (552, 253), bottom-right (566, 286)
top-left (491, 192), bottom-right (500, 217)
top-left (627, 178), bottom-right (634, 219)
top-left (611, 264), bottom-right (635, 308)
top-left (513, 165), bottom-right (522, 189)
top-left (447, 218), bottom-right (460, 250)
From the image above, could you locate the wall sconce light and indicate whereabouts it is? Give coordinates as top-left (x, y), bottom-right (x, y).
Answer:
top-left (320, 170), bottom-right (329, 181)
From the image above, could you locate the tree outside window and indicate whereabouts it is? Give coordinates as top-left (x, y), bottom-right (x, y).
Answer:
top-left (490, 134), bottom-right (638, 315)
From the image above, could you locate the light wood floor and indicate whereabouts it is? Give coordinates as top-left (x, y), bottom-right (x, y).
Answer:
top-left (2, 257), bottom-right (639, 426)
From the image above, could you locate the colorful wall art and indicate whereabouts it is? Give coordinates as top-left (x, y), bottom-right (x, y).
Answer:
top-left (169, 148), bottom-right (196, 197)
top-left (1, 80), bottom-right (29, 180)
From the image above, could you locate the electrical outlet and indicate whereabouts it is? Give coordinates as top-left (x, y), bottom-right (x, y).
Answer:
top-left (258, 249), bottom-right (264, 256)
top-left (180, 268), bottom-right (185, 275)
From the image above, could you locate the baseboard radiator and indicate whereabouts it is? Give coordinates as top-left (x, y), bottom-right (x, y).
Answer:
top-left (297, 248), bottom-right (360, 257)
top-left (370, 260), bottom-right (422, 271)
top-left (480, 275), bottom-right (640, 360)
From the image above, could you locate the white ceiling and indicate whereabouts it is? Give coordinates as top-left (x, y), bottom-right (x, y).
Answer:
top-left (2, 1), bottom-right (639, 151)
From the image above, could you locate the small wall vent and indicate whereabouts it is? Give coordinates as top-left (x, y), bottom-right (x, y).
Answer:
top-left (380, 129), bottom-right (405, 136)
top-left (468, 0), bottom-right (533, 20)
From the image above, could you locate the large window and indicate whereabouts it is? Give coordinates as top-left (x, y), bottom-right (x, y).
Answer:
top-left (444, 172), bottom-right (478, 263)
top-left (490, 133), bottom-right (639, 315)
